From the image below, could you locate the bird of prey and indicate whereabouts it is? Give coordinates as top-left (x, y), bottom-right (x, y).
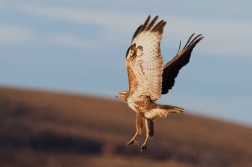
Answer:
top-left (116, 15), bottom-right (203, 152)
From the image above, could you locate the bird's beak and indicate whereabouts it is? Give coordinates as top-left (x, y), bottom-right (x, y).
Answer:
top-left (115, 94), bottom-right (119, 98)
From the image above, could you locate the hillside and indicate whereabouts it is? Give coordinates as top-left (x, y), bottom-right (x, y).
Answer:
top-left (0, 86), bottom-right (252, 167)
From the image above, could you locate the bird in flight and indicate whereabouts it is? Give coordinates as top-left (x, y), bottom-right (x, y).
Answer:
top-left (116, 15), bottom-right (203, 152)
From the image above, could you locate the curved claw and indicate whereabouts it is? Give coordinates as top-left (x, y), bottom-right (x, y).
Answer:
top-left (126, 139), bottom-right (139, 146)
top-left (140, 144), bottom-right (147, 152)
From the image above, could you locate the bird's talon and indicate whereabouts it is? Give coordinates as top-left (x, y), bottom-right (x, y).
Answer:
top-left (140, 144), bottom-right (147, 152)
top-left (126, 139), bottom-right (138, 146)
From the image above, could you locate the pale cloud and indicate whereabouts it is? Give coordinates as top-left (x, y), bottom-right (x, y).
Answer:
top-left (0, 3), bottom-right (4, 10)
top-left (15, 4), bottom-right (252, 57)
top-left (17, 4), bottom-right (140, 33)
top-left (0, 24), bottom-right (95, 49)
top-left (50, 34), bottom-right (94, 48)
top-left (164, 16), bottom-right (252, 57)
top-left (0, 25), bottom-right (35, 44)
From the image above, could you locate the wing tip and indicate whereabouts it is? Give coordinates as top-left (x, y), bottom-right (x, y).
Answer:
top-left (132, 15), bottom-right (167, 42)
top-left (162, 33), bottom-right (204, 94)
top-left (184, 33), bottom-right (204, 49)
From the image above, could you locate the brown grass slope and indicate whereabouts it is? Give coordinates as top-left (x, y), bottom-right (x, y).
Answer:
top-left (0, 86), bottom-right (252, 167)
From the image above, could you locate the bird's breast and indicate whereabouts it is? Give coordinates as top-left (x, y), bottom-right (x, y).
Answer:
top-left (127, 96), bottom-right (151, 113)
top-left (127, 98), bottom-right (138, 112)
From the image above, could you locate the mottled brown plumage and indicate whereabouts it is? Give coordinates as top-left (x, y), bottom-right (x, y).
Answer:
top-left (116, 15), bottom-right (203, 152)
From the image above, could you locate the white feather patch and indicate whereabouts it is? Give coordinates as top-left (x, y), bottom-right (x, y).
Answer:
top-left (144, 108), bottom-right (168, 119)
top-left (131, 31), bottom-right (163, 100)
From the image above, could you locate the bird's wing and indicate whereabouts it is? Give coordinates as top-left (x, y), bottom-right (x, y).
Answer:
top-left (126, 15), bottom-right (166, 101)
top-left (162, 33), bottom-right (204, 94)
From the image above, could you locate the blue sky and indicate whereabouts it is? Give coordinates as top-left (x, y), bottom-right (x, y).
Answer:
top-left (0, 1), bottom-right (252, 127)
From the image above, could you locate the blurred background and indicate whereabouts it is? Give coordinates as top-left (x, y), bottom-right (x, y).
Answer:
top-left (0, 0), bottom-right (252, 167)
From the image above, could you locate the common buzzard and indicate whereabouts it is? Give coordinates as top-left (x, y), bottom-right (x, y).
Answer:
top-left (116, 15), bottom-right (203, 152)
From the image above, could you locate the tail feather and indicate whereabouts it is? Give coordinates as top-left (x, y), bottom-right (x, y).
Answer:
top-left (144, 104), bottom-right (184, 119)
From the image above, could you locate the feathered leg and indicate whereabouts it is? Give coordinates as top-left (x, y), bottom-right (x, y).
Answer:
top-left (126, 113), bottom-right (144, 146)
top-left (141, 118), bottom-right (154, 152)
top-left (144, 104), bottom-right (184, 119)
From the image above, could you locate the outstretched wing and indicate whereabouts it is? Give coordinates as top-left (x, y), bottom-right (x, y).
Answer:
top-left (162, 33), bottom-right (204, 94)
top-left (126, 15), bottom-right (166, 101)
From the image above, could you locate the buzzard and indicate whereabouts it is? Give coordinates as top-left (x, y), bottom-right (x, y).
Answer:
top-left (116, 15), bottom-right (203, 152)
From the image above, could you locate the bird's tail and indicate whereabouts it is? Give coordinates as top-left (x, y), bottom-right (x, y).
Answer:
top-left (144, 104), bottom-right (184, 119)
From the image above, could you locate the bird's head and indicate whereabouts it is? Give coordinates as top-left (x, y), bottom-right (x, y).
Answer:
top-left (115, 91), bottom-right (128, 101)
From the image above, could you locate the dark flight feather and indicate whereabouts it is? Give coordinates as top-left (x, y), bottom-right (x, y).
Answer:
top-left (162, 34), bottom-right (204, 94)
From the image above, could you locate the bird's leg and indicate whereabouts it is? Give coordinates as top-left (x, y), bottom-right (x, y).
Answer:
top-left (126, 113), bottom-right (144, 146)
top-left (126, 132), bottom-right (139, 145)
top-left (140, 119), bottom-right (154, 152)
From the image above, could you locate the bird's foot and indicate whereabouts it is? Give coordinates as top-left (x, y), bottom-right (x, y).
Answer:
top-left (140, 144), bottom-right (147, 152)
top-left (126, 139), bottom-right (139, 146)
